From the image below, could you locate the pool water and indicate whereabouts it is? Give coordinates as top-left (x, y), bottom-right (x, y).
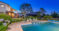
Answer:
top-left (22, 22), bottom-right (59, 31)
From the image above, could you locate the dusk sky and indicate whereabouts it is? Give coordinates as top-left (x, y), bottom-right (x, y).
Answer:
top-left (0, 0), bottom-right (59, 14)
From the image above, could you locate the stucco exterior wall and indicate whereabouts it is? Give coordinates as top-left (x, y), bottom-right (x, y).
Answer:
top-left (0, 2), bottom-right (9, 14)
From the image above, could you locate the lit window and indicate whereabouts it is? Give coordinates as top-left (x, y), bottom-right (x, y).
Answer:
top-left (1, 5), bottom-right (4, 7)
top-left (9, 13), bottom-right (11, 16)
top-left (12, 13), bottom-right (14, 17)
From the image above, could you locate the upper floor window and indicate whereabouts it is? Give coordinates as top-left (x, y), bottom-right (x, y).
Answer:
top-left (1, 5), bottom-right (4, 8)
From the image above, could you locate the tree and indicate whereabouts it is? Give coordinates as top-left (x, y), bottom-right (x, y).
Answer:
top-left (40, 8), bottom-right (46, 17)
top-left (40, 8), bottom-right (45, 14)
top-left (58, 14), bottom-right (59, 18)
top-left (20, 3), bottom-right (33, 18)
top-left (37, 11), bottom-right (41, 17)
top-left (51, 11), bottom-right (58, 18)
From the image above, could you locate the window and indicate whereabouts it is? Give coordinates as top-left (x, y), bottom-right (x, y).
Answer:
top-left (1, 5), bottom-right (4, 7)
top-left (9, 12), bottom-right (11, 16)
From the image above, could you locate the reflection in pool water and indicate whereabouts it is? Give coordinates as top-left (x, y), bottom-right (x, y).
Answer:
top-left (22, 22), bottom-right (59, 31)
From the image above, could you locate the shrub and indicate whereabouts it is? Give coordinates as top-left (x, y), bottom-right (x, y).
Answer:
top-left (0, 22), bottom-right (3, 25)
top-left (27, 16), bottom-right (37, 19)
top-left (0, 24), bottom-right (8, 31)
top-left (0, 14), bottom-right (12, 23)
top-left (44, 16), bottom-right (53, 20)
top-left (0, 14), bottom-right (11, 31)
top-left (12, 18), bottom-right (23, 23)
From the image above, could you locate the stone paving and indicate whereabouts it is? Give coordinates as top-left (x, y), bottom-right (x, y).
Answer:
top-left (7, 22), bottom-right (31, 31)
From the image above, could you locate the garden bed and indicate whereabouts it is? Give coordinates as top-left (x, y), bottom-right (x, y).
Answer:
top-left (0, 24), bottom-right (8, 31)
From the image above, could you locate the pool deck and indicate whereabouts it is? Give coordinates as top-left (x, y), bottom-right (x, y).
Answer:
top-left (7, 22), bottom-right (32, 31)
top-left (7, 20), bottom-right (59, 31)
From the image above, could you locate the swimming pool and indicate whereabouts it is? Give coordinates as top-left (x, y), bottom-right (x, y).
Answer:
top-left (22, 22), bottom-right (59, 31)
